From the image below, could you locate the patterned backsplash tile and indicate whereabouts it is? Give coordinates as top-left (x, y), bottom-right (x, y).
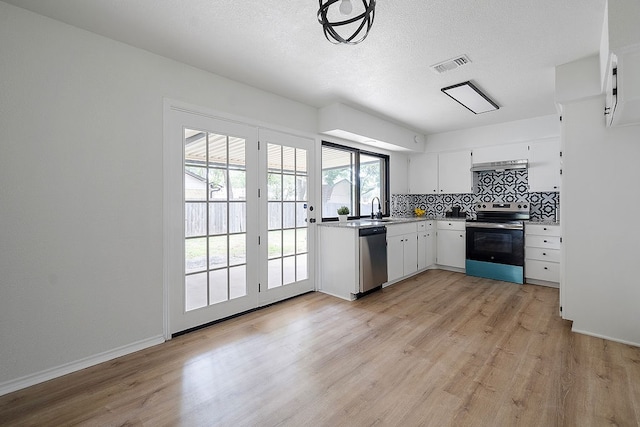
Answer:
top-left (392, 169), bottom-right (559, 221)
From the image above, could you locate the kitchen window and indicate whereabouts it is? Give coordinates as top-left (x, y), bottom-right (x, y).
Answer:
top-left (321, 141), bottom-right (389, 220)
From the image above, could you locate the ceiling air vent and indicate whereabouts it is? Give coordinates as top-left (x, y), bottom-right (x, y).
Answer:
top-left (430, 55), bottom-right (471, 74)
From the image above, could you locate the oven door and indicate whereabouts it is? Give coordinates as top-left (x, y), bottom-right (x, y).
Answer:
top-left (465, 223), bottom-right (524, 267)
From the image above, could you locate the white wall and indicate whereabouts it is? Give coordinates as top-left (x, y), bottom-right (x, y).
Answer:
top-left (0, 2), bottom-right (321, 390)
top-left (0, 2), bottom-right (410, 392)
top-left (562, 96), bottom-right (640, 346)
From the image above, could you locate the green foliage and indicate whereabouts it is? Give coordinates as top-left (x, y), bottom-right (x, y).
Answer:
top-left (337, 206), bottom-right (350, 215)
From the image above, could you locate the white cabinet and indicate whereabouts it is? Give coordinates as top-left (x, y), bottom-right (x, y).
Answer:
top-left (528, 138), bottom-right (560, 192)
top-left (408, 152), bottom-right (438, 194)
top-left (408, 150), bottom-right (471, 195)
top-left (438, 150), bottom-right (472, 194)
top-left (436, 220), bottom-right (466, 269)
top-left (417, 220), bottom-right (435, 270)
top-left (318, 226), bottom-right (359, 300)
top-left (525, 223), bottom-right (561, 287)
top-left (472, 142), bottom-right (528, 164)
top-left (386, 222), bottom-right (419, 282)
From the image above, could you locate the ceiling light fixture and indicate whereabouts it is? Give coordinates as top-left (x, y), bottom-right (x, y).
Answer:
top-left (441, 81), bottom-right (500, 114)
top-left (317, 0), bottom-right (376, 45)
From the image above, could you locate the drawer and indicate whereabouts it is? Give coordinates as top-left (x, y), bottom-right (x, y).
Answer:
top-left (525, 235), bottom-right (561, 250)
top-left (526, 247), bottom-right (560, 263)
top-left (437, 220), bottom-right (465, 231)
top-left (417, 221), bottom-right (434, 231)
top-left (525, 259), bottom-right (560, 282)
top-left (526, 224), bottom-right (560, 237)
top-left (386, 222), bottom-right (417, 237)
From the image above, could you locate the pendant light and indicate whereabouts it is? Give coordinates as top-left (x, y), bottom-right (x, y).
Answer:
top-left (317, 0), bottom-right (376, 45)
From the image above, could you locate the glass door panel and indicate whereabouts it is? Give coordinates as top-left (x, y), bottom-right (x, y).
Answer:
top-left (166, 105), bottom-right (258, 336)
top-left (184, 129), bottom-right (248, 310)
top-left (258, 129), bottom-right (315, 305)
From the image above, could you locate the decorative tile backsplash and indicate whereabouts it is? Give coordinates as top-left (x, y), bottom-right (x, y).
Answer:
top-left (392, 169), bottom-right (559, 221)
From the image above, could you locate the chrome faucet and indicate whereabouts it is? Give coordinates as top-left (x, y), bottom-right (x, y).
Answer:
top-left (371, 197), bottom-right (383, 219)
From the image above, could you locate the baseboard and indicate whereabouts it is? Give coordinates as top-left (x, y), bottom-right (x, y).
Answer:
top-left (571, 327), bottom-right (640, 348)
top-left (0, 335), bottom-right (165, 397)
top-left (317, 289), bottom-right (355, 301)
top-left (525, 278), bottom-right (559, 288)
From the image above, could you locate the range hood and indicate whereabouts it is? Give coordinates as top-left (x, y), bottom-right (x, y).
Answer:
top-left (471, 159), bottom-right (528, 172)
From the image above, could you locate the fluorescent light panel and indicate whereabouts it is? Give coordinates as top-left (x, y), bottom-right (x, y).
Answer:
top-left (441, 81), bottom-right (499, 114)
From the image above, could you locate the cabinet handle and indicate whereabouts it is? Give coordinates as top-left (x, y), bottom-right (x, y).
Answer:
top-left (544, 240), bottom-right (548, 243)
top-left (543, 227), bottom-right (547, 230)
top-left (542, 252), bottom-right (546, 256)
top-left (459, 234), bottom-right (463, 238)
top-left (544, 267), bottom-right (548, 270)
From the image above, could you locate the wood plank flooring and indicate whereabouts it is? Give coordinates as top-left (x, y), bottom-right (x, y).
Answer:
top-left (2, 270), bottom-right (639, 426)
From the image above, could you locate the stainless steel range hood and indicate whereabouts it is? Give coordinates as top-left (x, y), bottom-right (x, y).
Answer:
top-left (471, 159), bottom-right (528, 172)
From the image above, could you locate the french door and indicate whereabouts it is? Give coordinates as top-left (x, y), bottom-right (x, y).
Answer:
top-left (258, 129), bottom-right (315, 305)
top-left (164, 104), bottom-right (316, 335)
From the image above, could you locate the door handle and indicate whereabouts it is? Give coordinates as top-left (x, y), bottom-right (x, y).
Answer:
top-left (309, 218), bottom-right (316, 223)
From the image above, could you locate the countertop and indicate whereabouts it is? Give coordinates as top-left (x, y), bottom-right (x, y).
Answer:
top-left (319, 217), bottom-right (559, 229)
top-left (318, 216), bottom-right (466, 229)
top-left (525, 220), bottom-right (561, 225)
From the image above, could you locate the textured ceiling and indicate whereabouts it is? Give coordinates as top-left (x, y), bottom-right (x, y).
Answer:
top-left (3, 0), bottom-right (606, 136)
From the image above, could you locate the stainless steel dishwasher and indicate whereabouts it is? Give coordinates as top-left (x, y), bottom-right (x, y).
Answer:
top-left (359, 226), bottom-right (388, 293)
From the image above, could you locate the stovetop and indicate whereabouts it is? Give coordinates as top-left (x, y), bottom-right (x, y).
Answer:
top-left (471, 202), bottom-right (530, 222)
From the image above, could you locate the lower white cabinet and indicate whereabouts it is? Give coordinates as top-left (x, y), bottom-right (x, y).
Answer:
top-left (436, 220), bottom-right (466, 269)
top-left (525, 223), bottom-right (561, 287)
top-left (386, 222), bottom-right (419, 282)
top-left (317, 226), bottom-right (359, 300)
top-left (417, 221), bottom-right (435, 270)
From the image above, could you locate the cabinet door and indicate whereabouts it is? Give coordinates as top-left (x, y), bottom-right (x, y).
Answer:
top-left (528, 139), bottom-right (560, 192)
top-left (403, 234), bottom-right (418, 276)
top-left (472, 143), bottom-right (528, 164)
top-left (418, 232), bottom-right (435, 270)
top-left (408, 152), bottom-right (438, 194)
top-left (438, 150), bottom-right (472, 194)
top-left (436, 229), bottom-right (466, 269)
top-left (387, 234), bottom-right (405, 282)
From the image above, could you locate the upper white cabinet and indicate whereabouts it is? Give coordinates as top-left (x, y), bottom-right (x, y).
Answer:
top-left (438, 150), bottom-right (472, 194)
top-left (408, 152), bottom-right (438, 194)
top-left (528, 138), bottom-right (560, 192)
top-left (472, 142), bottom-right (528, 164)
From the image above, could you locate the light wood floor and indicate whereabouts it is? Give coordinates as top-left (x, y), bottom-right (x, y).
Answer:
top-left (2, 270), bottom-right (639, 426)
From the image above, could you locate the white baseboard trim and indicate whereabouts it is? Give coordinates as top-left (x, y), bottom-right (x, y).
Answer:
top-left (0, 335), bottom-right (165, 397)
top-left (571, 327), bottom-right (640, 348)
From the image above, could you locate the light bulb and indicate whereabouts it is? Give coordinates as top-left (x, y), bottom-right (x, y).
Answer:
top-left (339, 0), bottom-right (353, 15)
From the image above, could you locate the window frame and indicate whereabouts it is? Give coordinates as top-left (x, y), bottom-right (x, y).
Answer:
top-left (321, 141), bottom-right (390, 221)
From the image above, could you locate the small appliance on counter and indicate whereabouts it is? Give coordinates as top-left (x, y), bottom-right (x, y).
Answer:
top-left (445, 205), bottom-right (466, 218)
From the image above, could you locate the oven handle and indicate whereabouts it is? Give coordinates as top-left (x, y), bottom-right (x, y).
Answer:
top-left (466, 222), bottom-right (524, 230)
